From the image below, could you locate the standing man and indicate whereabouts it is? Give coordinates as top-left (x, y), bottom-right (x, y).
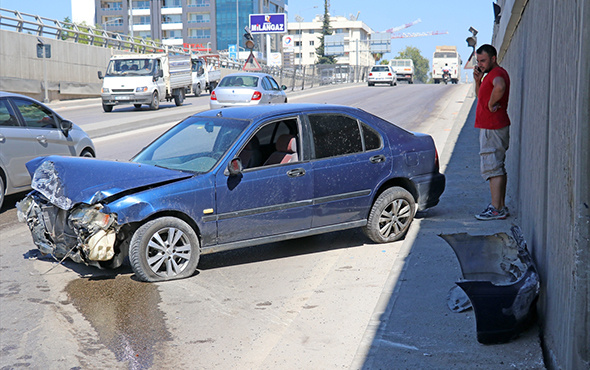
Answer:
top-left (473, 44), bottom-right (511, 220)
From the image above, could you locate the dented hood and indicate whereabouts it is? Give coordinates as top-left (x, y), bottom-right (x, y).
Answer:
top-left (26, 156), bottom-right (193, 210)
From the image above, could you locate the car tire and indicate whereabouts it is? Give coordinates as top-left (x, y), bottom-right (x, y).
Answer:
top-left (129, 217), bottom-right (200, 282)
top-left (80, 149), bottom-right (94, 158)
top-left (194, 84), bottom-right (201, 97)
top-left (102, 103), bottom-right (113, 113)
top-left (368, 82), bottom-right (374, 87)
top-left (0, 175), bottom-right (5, 211)
top-left (149, 91), bottom-right (160, 110)
top-left (364, 187), bottom-right (415, 243)
top-left (134, 104), bottom-right (142, 109)
top-left (174, 90), bottom-right (184, 106)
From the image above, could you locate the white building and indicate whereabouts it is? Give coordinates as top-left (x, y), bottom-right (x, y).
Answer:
top-left (286, 15), bottom-right (375, 67)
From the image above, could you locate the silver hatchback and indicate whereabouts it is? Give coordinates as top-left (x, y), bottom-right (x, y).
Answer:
top-left (0, 92), bottom-right (95, 209)
top-left (210, 72), bottom-right (287, 109)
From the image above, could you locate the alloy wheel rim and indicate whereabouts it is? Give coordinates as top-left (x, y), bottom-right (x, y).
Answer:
top-left (146, 227), bottom-right (191, 277)
top-left (378, 199), bottom-right (411, 238)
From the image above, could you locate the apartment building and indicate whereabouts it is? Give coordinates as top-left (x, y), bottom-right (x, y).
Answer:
top-left (90, 0), bottom-right (286, 52)
top-left (286, 15), bottom-right (375, 67)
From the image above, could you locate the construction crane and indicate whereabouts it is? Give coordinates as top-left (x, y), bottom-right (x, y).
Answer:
top-left (391, 30), bottom-right (449, 39)
top-left (385, 19), bottom-right (422, 33)
top-left (383, 19), bottom-right (448, 39)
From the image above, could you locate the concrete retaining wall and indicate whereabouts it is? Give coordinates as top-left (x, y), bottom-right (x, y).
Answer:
top-left (494, 0), bottom-right (589, 368)
top-left (0, 30), bottom-right (115, 101)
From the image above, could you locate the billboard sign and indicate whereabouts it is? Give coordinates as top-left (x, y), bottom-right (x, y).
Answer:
top-left (282, 35), bottom-right (294, 51)
top-left (249, 13), bottom-right (287, 34)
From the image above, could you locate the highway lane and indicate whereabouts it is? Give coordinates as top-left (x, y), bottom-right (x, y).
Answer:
top-left (0, 83), bottom-right (468, 369)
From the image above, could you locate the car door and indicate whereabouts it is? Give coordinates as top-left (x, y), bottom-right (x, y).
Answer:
top-left (11, 97), bottom-right (77, 157)
top-left (0, 98), bottom-right (38, 189)
top-left (215, 116), bottom-right (313, 244)
top-left (306, 112), bottom-right (391, 228)
top-left (266, 76), bottom-right (284, 103)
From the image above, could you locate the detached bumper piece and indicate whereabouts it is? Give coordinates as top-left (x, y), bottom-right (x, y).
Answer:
top-left (439, 226), bottom-right (540, 344)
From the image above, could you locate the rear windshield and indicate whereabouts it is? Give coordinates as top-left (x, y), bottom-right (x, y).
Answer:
top-left (371, 66), bottom-right (389, 72)
top-left (219, 75), bottom-right (259, 88)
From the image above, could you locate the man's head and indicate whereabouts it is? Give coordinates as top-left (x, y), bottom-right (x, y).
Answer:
top-left (476, 44), bottom-right (498, 73)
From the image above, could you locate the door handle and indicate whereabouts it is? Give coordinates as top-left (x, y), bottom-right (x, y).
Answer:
top-left (287, 168), bottom-right (306, 178)
top-left (36, 135), bottom-right (47, 144)
top-left (369, 155), bottom-right (386, 163)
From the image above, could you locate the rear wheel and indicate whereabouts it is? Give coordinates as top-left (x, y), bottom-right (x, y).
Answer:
top-left (364, 187), bottom-right (415, 243)
top-left (129, 217), bottom-right (200, 282)
top-left (368, 82), bottom-right (374, 87)
top-left (174, 89), bottom-right (184, 106)
top-left (134, 104), bottom-right (142, 109)
top-left (194, 84), bottom-right (201, 97)
top-left (149, 91), bottom-right (160, 110)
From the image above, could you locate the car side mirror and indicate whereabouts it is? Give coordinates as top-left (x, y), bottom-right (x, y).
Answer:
top-left (158, 70), bottom-right (164, 78)
top-left (226, 157), bottom-right (243, 176)
top-left (98, 71), bottom-right (103, 79)
top-left (281, 85), bottom-right (287, 90)
top-left (59, 119), bottom-right (73, 136)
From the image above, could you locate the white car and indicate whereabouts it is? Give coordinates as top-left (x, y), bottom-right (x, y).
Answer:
top-left (210, 72), bottom-right (287, 109)
top-left (367, 65), bottom-right (397, 87)
top-left (0, 91), bottom-right (95, 209)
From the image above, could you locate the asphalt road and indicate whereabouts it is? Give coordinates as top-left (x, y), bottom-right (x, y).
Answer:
top-left (0, 82), bottom-right (468, 369)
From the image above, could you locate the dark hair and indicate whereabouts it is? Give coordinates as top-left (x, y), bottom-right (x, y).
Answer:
top-left (476, 44), bottom-right (497, 58)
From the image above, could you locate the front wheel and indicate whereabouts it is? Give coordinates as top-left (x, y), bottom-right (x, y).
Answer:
top-left (129, 217), bottom-right (200, 282)
top-left (134, 104), bottom-right (142, 109)
top-left (364, 187), bottom-right (415, 243)
top-left (149, 91), bottom-right (160, 110)
top-left (193, 84), bottom-right (201, 97)
top-left (102, 103), bottom-right (113, 112)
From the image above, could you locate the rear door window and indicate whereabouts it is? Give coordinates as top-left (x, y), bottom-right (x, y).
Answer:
top-left (308, 114), bottom-right (362, 159)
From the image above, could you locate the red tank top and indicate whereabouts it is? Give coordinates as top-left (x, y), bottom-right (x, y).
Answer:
top-left (475, 66), bottom-right (511, 129)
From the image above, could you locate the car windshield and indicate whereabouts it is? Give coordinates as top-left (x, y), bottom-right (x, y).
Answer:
top-left (106, 59), bottom-right (155, 76)
top-left (132, 116), bottom-right (250, 173)
top-left (219, 75), bottom-right (259, 88)
top-left (371, 66), bottom-right (389, 72)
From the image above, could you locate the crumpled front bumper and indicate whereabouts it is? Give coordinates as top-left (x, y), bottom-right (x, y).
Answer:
top-left (17, 193), bottom-right (119, 266)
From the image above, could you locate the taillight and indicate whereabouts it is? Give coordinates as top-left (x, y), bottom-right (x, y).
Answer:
top-left (251, 91), bottom-right (262, 101)
top-left (369, 72), bottom-right (373, 76)
top-left (435, 148), bottom-right (440, 172)
top-left (388, 72), bottom-right (392, 76)
top-left (210, 91), bottom-right (217, 100)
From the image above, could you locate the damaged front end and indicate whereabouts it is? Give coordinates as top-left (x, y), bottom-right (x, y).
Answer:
top-left (17, 161), bottom-right (122, 268)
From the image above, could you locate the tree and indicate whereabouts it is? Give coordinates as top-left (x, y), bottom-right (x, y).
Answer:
top-left (315, 0), bottom-right (336, 64)
top-left (393, 46), bottom-right (430, 83)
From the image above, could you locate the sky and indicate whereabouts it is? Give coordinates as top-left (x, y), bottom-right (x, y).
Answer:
top-left (10, 0), bottom-right (494, 72)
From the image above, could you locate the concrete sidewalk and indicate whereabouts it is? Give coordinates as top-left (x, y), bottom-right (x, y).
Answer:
top-left (352, 88), bottom-right (545, 369)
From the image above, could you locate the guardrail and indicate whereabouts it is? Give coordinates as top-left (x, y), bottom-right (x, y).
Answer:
top-left (1, 7), bottom-right (367, 100)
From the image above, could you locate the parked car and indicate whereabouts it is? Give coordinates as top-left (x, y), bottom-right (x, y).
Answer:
top-left (0, 92), bottom-right (95, 209)
top-left (17, 104), bottom-right (445, 282)
top-left (367, 65), bottom-right (397, 87)
top-left (210, 72), bottom-right (287, 109)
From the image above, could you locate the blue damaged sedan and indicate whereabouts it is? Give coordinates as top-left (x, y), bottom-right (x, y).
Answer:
top-left (17, 104), bottom-right (445, 282)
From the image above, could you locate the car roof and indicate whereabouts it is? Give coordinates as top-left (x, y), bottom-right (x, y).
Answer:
top-left (196, 103), bottom-right (360, 121)
top-left (222, 72), bottom-right (274, 78)
top-left (0, 91), bottom-right (32, 99)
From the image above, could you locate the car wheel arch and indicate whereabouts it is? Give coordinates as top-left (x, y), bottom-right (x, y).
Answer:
top-left (371, 177), bottom-right (418, 209)
top-left (122, 209), bottom-right (203, 245)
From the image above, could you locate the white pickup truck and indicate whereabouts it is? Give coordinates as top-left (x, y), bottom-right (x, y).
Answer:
top-left (98, 53), bottom-right (192, 112)
top-left (190, 54), bottom-right (221, 97)
top-left (389, 59), bottom-right (414, 84)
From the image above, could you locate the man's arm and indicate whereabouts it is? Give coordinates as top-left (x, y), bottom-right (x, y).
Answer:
top-left (488, 76), bottom-right (506, 112)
